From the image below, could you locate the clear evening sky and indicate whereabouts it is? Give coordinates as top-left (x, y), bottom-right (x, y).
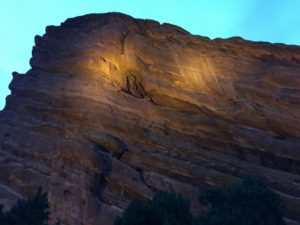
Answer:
top-left (0, 0), bottom-right (299, 109)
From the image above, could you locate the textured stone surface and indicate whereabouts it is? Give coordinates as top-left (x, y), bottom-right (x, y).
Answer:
top-left (1, 12), bottom-right (300, 225)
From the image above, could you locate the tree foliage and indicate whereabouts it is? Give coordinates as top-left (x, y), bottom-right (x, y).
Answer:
top-left (114, 191), bottom-right (192, 225)
top-left (0, 187), bottom-right (50, 225)
top-left (194, 176), bottom-right (285, 225)
top-left (116, 176), bottom-right (285, 225)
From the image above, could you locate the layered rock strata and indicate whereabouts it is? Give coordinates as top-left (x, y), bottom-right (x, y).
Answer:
top-left (1, 12), bottom-right (300, 225)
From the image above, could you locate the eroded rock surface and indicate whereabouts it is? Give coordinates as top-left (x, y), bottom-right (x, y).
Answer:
top-left (1, 12), bottom-right (300, 225)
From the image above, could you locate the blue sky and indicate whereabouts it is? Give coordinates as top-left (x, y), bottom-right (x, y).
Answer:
top-left (0, 0), bottom-right (300, 109)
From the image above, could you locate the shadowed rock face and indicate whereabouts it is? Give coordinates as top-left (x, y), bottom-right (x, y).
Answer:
top-left (1, 12), bottom-right (300, 225)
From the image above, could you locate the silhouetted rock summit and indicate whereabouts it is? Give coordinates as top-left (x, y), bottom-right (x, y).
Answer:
top-left (1, 12), bottom-right (300, 225)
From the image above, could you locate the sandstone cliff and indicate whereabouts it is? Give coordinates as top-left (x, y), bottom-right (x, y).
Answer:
top-left (0, 12), bottom-right (300, 225)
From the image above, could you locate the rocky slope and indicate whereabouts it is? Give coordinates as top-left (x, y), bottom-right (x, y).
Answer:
top-left (1, 12), bottom-right (300, 225)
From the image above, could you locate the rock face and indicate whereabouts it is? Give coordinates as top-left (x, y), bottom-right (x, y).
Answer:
top-left (1, 12), bottom-right (300, 225)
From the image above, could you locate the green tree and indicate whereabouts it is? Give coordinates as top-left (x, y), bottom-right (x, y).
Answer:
top-left (114, 191), bottom-right (192, 225)
top-left (194, 176), bottom-right (285, 225)
top-left (0, 187), bottom-right (50, 225)
top-left (116, 176), bottom-right (285, 225)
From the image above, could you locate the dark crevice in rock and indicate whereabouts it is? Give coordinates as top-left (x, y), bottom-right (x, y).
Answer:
top-left (122, 73), bottom-right (147, 99)
top-left (91, 140), bottom-right (110, 154)
top-left (90, 171), bottom-right (106, 201)
top-left (92, 141), bottom-right (112, 176)
top-left (134, 19), bottom-right (150, 37)
top-left (121, 31), bottom-right (130, 55)
top-left (149, 94), bottom-right (210, 115)
top-left (134, 167), bottom-right (154, 194)
top-left (85, 133), bottom-right (128, 159)
top-left (117, 150), bottom-right (154, 192)
top-left (90, 141), bottom-right (113, 205)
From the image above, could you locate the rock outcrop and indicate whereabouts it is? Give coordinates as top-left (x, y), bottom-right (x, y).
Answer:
top-left (1, 12), bottom-right (300, 225)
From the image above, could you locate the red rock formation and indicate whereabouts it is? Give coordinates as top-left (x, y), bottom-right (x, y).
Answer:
top-left (0, 12), bottom-right (300, 225)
